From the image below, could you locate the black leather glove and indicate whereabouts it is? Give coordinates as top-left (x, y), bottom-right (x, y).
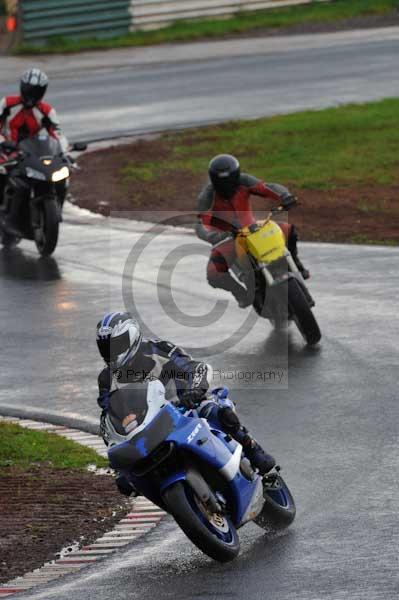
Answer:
top-left (115, 474), bottom-right (139, 497)
top-left (280, 194), bottom-right (298, 210)
top-left (180, 388), bottom-right (207, 410)
top-left (0, 140), bottom-right (17, 154)
top-left (208, 231), bottom-right (232, 245)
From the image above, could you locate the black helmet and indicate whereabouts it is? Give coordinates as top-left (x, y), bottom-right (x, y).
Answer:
top-left (96, 312), bottom-right (142, 369)
top-left (208, 154), bottom-right (240, 199)
top-left (20, 68), bottom-right (49, 108)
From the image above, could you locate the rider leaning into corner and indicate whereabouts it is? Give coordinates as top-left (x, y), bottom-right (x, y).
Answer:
top-left (196, 154), bottom-right (310, 308)
top-left (96, 312), bottom-right (276, 497)
top-left (0, 68), bottom-right (69, 233)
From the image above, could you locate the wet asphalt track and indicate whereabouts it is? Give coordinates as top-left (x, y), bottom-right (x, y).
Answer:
top-left (1, 27), bottom-right (399, 140)
top-left (1, 207), bottom-right (398, 600)
top-left (1, 26), bottom-right (399, 600)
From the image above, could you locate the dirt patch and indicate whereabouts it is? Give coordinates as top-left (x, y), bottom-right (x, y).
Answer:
top-left (70, 139), bottom-right (399, 244)
top-left (0, 465), bottom-right (130, 584)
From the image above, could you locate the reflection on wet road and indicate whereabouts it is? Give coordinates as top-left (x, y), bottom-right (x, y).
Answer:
top-left (2, 210), bottom-right (398, 600)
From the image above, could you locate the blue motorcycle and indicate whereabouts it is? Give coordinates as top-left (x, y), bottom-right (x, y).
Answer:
top-left (105, 380), bottom-right (296, 562)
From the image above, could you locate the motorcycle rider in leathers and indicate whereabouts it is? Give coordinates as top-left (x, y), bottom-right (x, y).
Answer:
top-left (96, 312), bottom-right (276, 497)
top-left (196, 154), bottom-right (309, 308)
top-left (0, 68), bottom-right (69, 233)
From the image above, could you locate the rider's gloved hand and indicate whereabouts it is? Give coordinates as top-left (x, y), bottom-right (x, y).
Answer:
top-left (0, 140), bottom-right (17, 154)
top-left (180, 388), bottom-right (207, 410)
top-left (280, 193), bottom-right (298, 210)
top-left (208, 231), bottom-right (232, 246)
top-left (115, 473), bottom-right (139, 497)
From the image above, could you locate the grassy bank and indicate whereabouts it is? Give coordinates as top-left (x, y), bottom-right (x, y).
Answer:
top-left (122, 98), bottom-right (399, 190)
top-left (17, 0), bottom-right (399, 54)
top-left (0, 421), bottom-right (107, 469)
top-left (72, 98), bottom-right (399, 245)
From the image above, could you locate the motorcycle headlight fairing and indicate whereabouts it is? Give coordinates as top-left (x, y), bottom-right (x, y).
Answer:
top-left (52, 166), bottom-right (69, 182)
top-left (26, 167), bottom-right (46, 181)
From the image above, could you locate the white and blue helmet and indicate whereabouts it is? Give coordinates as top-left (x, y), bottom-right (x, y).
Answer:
top-left (96, 312), bottom-right (142, 369)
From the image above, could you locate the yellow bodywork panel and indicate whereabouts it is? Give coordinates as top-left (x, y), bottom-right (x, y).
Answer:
top-left (245, 221), bottom-right (286, 263)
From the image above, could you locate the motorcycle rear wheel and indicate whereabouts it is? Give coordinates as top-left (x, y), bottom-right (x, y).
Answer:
top-left (163, 481), bottom-right (240, 562)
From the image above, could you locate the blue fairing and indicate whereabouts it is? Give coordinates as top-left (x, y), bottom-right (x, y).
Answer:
top-left (108, 403), bottom-right (261, 526)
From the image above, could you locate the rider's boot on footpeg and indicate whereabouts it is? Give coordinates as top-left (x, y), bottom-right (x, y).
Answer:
top-left (218, 407), bottom-right (276, 475)
top-left (238, 431), bottom-right (276, 475)
top-left (234, 287), bottom-right (252, 309)
top-left (209, 272), bottom-right (252, 308)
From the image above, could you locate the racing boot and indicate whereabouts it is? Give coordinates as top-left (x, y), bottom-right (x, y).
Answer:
top-left (235, 287), bottom-right (252, 309)
top-left (218, 407), bottom-right (275, 475)
top-left (238, 431), bottom-right (276, 475)
top-left (208, 272), bottom-right (252, 308)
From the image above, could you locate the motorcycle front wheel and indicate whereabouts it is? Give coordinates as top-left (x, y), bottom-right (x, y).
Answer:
top-left (254, 473), bottom-right (296, 532)
top-left (163, 481), bottom-right (240, 562)
top-left (288, 278), bottom-right (321, 345)
top-left (34, 200), bottom-right (59, 256)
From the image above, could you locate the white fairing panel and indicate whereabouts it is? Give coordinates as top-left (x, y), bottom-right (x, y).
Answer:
top-left (239, 477), bottom-right (264, 526)
top-left (131, 379), bottom-right (167, 437)
top-left (105, 379), bottom-right (167, 447)
top-left (219, 444), bottom-right (242, 481)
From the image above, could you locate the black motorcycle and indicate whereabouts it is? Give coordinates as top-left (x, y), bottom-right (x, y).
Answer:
top-left (0, 133), bottom-right (86, 256)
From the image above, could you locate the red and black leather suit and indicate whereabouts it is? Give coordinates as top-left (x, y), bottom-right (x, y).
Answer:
top-left (0, 95), bottom-right (68, 151)
top-left (196, 173), bottom-right (302, 300)
top-left (0, 95), bottom-right (69, 224)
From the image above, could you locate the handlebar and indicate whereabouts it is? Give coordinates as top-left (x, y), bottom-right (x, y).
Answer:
top-left (229, 199), bottom-right (300, 239)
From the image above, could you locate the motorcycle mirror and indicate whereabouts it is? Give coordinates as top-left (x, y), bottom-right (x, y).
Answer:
top-left (71, 142), bottom-right (87, 152)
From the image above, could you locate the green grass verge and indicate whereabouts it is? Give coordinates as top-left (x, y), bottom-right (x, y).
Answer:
top-left (0, 422), bottom-right (107, 469)
top-left (349, 235), bottom-right (399, 245)
top-left (121, 98), bottom-right (399, 191)
top-left (16, 0), bottom-right (399, 54)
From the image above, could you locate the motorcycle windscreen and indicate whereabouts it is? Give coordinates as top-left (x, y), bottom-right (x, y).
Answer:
top-left (246, 221), bottom-right (286, 263)
top-left (108, 406), bottom-right (178, 469)
top-left (107, 380), bottom-right (178, 469)
top-left (108, 386), bottom-right (150, 436)
top-left (19, 132), bottom-right (61, 157)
